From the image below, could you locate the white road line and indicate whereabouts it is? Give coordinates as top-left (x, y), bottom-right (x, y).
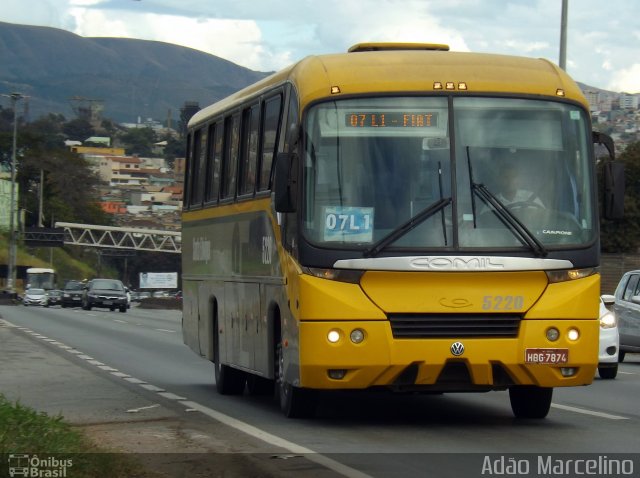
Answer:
top-left (127, 404), bottom-right (161, 413)
top-left (124, 377), bottom-right (146, 384)
top-left (113, 319), bottom-right (128, 324)
top-left (154, 328), bottom-right (176, 333)
top-left (140, 384), bottom-right (166, 392)
top-left (180, 400), bottom-right (373, 478)
top-left (111, 371), bottom-right (130, 378)
top-left (618, 371), bottom-right (636, 375)
top-left (551, 403), bottom-right (628, 420)
top-left (158, 392), bottom-right (187, 400)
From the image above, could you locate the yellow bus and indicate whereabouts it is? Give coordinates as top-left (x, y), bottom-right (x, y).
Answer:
top-left (181, 43), bottom-right (623, 419)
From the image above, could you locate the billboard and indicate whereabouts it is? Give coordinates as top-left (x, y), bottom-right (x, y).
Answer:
top-left (139, 272), bottom-right (178, 289)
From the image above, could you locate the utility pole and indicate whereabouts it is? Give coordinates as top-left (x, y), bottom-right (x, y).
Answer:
top-left (559, 0), bottom-right (568, 70)
top-left (2, 92), bottom-right (25, 293)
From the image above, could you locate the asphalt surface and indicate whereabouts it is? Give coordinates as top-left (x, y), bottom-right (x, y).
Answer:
top-left (0, 307), bottom-right (342, 478)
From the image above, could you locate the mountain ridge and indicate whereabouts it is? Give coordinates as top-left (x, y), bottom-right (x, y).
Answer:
top-left (0, 21), bottom-right (270, 123)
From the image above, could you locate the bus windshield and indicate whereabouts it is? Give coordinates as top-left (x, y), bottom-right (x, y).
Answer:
top-left (303, 96), bottom-right (594, 251)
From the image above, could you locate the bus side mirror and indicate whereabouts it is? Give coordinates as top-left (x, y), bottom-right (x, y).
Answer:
top-left (593, 131), bottom-right (624, 221)
top-left (603, 160), bottom-right (624, 220)
top-left (274, 152), bottom-right (297, 213)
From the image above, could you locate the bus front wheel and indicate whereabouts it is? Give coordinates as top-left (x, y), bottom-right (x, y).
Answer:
top-left (509, 385), bottom-right (552, 419)
top-left (276, 342), bottom-right (316, 418)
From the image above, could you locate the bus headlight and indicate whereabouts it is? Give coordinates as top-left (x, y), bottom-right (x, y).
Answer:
top-left (546, 327), bottom-right (560, 342)
top-left (567, 328), bottom-right (580, 341)
top-left (327, 329), bottom-right (341, 343)
top-left (350, 329), bottom-right (365, 344)
top-left (546, 268), bottom-right (597, 283)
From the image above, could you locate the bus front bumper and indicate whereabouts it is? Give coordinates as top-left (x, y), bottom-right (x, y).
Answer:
top-left (297, 319), bottom-right (598, 391)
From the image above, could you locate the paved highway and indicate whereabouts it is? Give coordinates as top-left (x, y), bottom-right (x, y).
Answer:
top-left (2, 303), bottom-right (639, 477)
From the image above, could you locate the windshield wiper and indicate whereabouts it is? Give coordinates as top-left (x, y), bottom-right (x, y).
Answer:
top-left (465, 147), bottom-right (548, 258)
top-left (363, 197), bottom-right (451, 257)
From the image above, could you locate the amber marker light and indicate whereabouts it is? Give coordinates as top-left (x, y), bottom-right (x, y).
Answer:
top-left (331, 86), bottom-right (341, 94)
top-left (556, 88), bottom-right (566, 96)
top-left (445, 82), bottom-right (455, 90)
top-left (458, 82), bottom-right (468, 90)
top-left (433, 82), bottom-right (443, 90)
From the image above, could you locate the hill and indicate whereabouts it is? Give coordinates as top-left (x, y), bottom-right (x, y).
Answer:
top-left (0, 21), bottom-right (270, 123)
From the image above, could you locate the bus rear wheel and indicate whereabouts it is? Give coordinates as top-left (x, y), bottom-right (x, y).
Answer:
top-left (276, 342), bottom-right (316, 418)
top-left (509, 385), bottom-right (552, 419)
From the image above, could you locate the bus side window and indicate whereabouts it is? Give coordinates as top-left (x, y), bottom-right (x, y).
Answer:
top-left (222, 114), bottom-right (240, 200)
top-left (183, 132), bottom-right (192, 208)
top-left (204, 122), bottom-right (219, 203)
top-left (189, 127), bottom-right (207, 207)
top-left (258, 95), bottom-right (283, 191)
top-left (239, 104), bottom-right (260, 196)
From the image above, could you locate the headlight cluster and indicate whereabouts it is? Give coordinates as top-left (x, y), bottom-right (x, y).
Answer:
top-left (600, 310), bottom-right (617, 329)
top-left (327, 328), bottom-right (366, 344)
top-left (546, 326), bottom-right (581, 342)
top-left (546, 267), bottom-right (597, 283)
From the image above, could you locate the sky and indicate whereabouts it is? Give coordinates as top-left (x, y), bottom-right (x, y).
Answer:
top-left (2, 0), bottom-right (639, 94)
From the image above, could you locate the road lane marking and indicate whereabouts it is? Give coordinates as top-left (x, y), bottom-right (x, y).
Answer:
top-left (551, 403), bottom-right (628, 420)
top-left (113, 319), bottom-right (128, 324)
top-left (180, 400), bottom-right (373, 478)
top-left (154, 328), bottom-right (176, 333)
top-left (127, 404), bottom-right (161, 413)
top-left (158, 392), bottom-right (187, 400)
top-left (619, 371), bottom-right (636, 375)
top-left (140, 384), bottom-right (166, 392)
top-left (111, 371), bottom-right (130, 378)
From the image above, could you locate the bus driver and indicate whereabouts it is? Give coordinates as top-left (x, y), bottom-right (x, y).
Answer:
top-left (496, 162), bottom-right (544, 209)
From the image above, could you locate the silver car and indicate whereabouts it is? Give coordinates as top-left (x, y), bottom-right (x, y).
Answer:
top-left (609, 270), bottom-right (640, 362)
top-left (23, 288), bottom-right (48, 306)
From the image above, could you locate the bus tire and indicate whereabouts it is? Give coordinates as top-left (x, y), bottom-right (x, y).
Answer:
top-left (213, 318), bottom-right (245, 395)
top-left (509, 385), bottom-right (552, 419)
top-left (276, 342), bottom-right (316, 418)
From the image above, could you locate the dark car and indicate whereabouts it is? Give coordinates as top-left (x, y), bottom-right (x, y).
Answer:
top-left (46, 289), bottom-right (63, 307)
top-left (82, 278), bottom-right (128, 313)
top-left (61, 280), bottom-right (84, 308)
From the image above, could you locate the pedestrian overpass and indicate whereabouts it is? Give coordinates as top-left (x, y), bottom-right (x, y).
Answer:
top-left (54, 222), bottom-right (181, 254)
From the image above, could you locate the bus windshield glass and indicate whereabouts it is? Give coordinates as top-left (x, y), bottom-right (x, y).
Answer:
top-left (302, 96), bottom-right (594, 251)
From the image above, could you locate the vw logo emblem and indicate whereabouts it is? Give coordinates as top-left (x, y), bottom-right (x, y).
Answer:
top-left (450, 341), bottom-right (465, 356)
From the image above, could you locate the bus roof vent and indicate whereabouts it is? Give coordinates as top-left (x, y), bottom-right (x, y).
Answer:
top-left (348, 42), bottom-right (450, 53)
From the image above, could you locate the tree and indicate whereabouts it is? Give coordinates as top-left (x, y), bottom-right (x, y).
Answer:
top-left (161, 134), bottom-right (186, 169)
top-left (2, 112), bottom-right (111, 228)
top-left (118, 127), bottom-right (156, 156)
top-left (600, 141), bottom-right (640, 252)
top-left (63, 118), bottom-right (95, 141)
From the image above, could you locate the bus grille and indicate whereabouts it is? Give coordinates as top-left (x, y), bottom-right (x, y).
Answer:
top-left (388, 313), bottom-right (521, 339)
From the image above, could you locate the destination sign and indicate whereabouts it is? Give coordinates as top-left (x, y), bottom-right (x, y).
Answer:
top-left (345, 112), bottom-right (437, 128)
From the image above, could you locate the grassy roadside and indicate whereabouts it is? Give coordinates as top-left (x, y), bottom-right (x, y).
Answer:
top-left (0, 394), bottom-right (150, 477)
